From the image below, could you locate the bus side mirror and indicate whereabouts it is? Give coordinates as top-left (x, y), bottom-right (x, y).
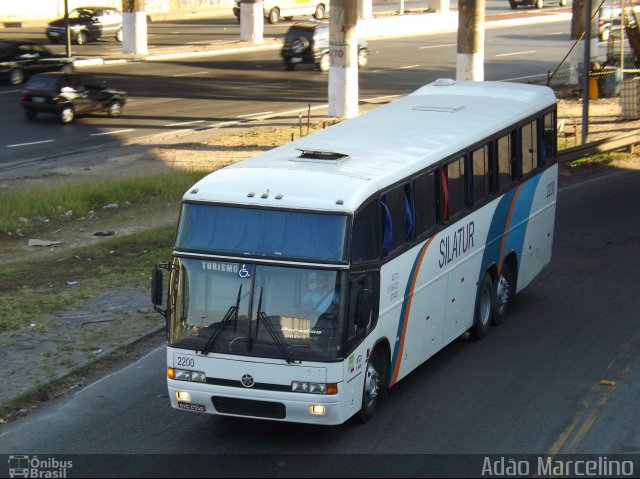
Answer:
top-left (355, 289), bottom-right (373, 329)
top-left (151, 267), bottom-right (163, 306)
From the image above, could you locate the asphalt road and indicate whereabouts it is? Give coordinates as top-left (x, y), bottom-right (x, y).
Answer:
top-left (0, 18), bottom-right (581, 171)
top-left (0, 166), bottom-right (638, 477)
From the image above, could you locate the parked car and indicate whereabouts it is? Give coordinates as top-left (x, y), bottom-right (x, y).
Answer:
top-left (281, 22), bottom-right (368, 72)
top-left (508, 0), bottom-right (566, 8)
top-left (233, 0), bottom-right (328, 24)
top-left (19, 72), bottom-right (127, 124)
top-left (46, 6), bottom-right (123, 45)
top-left (0, 41), bottom-right (74, 85)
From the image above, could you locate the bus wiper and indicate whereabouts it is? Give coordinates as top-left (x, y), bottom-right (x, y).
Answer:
top-left (199, 284), bottom-right (242, 356)
top-left (255, 287), bottom-right (294, 364)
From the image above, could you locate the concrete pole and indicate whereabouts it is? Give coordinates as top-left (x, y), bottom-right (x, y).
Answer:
top-left (240, 0), bottom-right (264, 43)
top-left (328, 0), bottom-right (359, 118)
top-left (456, 0), bottom-right (485, 81)
top-left (357, 0), bottom-right (373, 19)
top-left (122, 0), bottom-right (147, 55)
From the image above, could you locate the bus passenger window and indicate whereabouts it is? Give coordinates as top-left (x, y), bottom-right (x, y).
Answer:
top-left (414, 171), bottom-right (438, 236)
top-left (521, 120), bottom-right (538, 176)
top-left (351, 200), bottom-right (378, 262)
top-left (381, 185), bottom-right (412, 256)
top-left (541, 112), bottom-right (556, 165)
top-left (443, 157), bottom-right (465, 219)
top-left (471, 145), bottom-right (491, 205)
top-left (497, 133), bottom-right (515, 191)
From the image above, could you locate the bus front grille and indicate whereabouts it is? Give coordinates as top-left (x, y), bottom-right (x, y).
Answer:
top-left (212, 396), bottom-right (286, 420)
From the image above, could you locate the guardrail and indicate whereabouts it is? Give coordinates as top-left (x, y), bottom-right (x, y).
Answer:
top-left (558, 129), bottom-right (640, 163)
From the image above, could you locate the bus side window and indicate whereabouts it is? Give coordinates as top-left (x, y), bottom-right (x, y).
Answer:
top-left (497, 133), bottom-right (515, 191)
top-left (443, 156), bottom-right (466, 220)
top-left (471, 144), bottom-right (491, 205)
top-left (414, 170), bottom-right (438, 236)
top-left (346, 272), bottom-right (379, 353)
top-left (403, 185), bottom-right (414, 241)
top-left (351, 199), bottom-right (379, 262)
top-left (541, 111), bottom-right (556, 165)
top-left (381, 185), bottom-right (412, 256)
top-left (521, 120), bottom-right (538, 176)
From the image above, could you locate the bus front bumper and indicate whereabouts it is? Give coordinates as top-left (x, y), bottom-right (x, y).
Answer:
top-left (168, 380), bottom-right (346, 425)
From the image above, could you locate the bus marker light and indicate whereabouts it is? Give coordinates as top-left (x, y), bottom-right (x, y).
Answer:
top-left (167, 367), bottom-right (175, 379)
top-left (325, 384), bottom-right (338, 395)
top-left (176, 391), bottom-right (190, 401)
top-left (309, 405), bottom-right (326, 415)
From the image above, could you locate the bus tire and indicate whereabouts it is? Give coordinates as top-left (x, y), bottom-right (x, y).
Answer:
top-left (493, 263), bottom-right (515, 325)
top-left (471, 272), bottom-right (493, 340)
top-left (358, 352), bottom-right (382, 423)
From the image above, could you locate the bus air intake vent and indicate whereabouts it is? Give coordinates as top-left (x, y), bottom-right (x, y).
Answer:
top-left (412, 105), bottom-right (465, 113)
top-left (294, 149), bottom-right (349, 162)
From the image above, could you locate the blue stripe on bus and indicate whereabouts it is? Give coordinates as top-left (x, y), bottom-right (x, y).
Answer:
top-left (390, 174), bottom-right (543, 384)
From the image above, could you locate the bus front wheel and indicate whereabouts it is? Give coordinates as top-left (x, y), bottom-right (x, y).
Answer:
top-left (471, 272), bottom-right (494, 340)
top-left (358, 353), bottom-right (382, 422)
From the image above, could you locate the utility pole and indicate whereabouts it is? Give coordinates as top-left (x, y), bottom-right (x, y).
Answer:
top-left (328, 0), bottom-right (359, 118)
top-left (456, 0), bottom-right (485, 81)
top-left (240, 0), bottom-right (264, 43)
top-left (122, 0), bottom-right (147, 55)
top-left (64, 0), bottom-right (71, 58)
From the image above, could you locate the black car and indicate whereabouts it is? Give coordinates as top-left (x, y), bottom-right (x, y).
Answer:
top-left (281, 22), bottom-right (368, 72)
top-left (508, 0), bottom-right (566, 8)
top-left (0, 41), bottom-right (74, 85)
top-left (20, 72), bottom-right (127, 124)
top-left (46, 6), bottom-right (123, 45)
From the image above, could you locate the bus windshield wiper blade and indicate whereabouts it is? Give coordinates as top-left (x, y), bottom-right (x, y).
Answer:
top-left (199, 284), bottom-right (242, 356)
top-left (255, 287), bottom-right (294, 364)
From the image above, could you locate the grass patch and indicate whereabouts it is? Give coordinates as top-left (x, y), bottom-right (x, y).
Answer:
top-left (0, 226), bottom-right (175, 331)
top-left (0, 169), bottom-right (208, 234)
top-left (568, 151), bottom-right (636, 168)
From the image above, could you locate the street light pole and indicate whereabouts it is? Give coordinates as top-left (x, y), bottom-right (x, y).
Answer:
top-left (582, 0), bottom-right (593, 144)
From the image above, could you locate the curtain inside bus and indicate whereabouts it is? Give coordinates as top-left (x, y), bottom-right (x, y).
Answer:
top-left (176, 203), bottom-right (348, 262)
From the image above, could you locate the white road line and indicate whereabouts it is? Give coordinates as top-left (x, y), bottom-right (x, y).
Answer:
top-left (7, 139), bottom-right (55, 148)
top-left (419, 43), bottom-right (456, 49)
top-left (399, 64), bottom-right (421, 69)
top-left (0, 89), bottom-right (22, 95)
top-left (166, 120), bottom-right (205, 127)
top-left (237, 111), bottom-right (273, 118)
top-left (89, 129), bottom-right (135, 136)
top-left (171, 71), bottom-right (209, 77)
top-left (495, 50), bottom-right (536, 58)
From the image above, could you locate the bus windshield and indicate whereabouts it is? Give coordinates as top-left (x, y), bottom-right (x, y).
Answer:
top-left (175, 203), bottom-right (349, 262)
top-left (167, 258), bottom-right (346, 361)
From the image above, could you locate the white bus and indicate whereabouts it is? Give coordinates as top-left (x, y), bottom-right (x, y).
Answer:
top-left (152, 79), bottom-right (558, 425)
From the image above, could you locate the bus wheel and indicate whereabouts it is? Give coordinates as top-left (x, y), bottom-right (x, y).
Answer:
top-left (358, 353), bottom-right (381, 422)
top-left (471, 273), bottom-right (493, 340)
top-left (493, 263), bottom-right (515, 325)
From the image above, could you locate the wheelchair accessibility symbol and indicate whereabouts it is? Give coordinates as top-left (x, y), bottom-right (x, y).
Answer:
top-left (239, 264), bottom-right (252, 278)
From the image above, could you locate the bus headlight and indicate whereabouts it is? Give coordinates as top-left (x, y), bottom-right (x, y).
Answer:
top-left (291, 382), bottom-right (337, 395)
top-left (169, 367), bottom-right (206, 383)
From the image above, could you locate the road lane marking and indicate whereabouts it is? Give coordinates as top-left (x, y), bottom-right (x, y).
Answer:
top-left (0, 90), bottom-right (22, 95)
top-left (89, 129), bottom-right (135, 136)
top-left (237, 111), bottom-right (273, 118)
top-left (171, 71), bottom-right (209, 77)
top-left (166, 120), bottom-right (205, 127)
top-left (7, 140), bottom-right (55, 148)
top-left (399, 64), bottom-right (421, 69)
top-left (419, 43), bottom-right (456, 49)
top-left (495, 50), bottom-right (536, 57)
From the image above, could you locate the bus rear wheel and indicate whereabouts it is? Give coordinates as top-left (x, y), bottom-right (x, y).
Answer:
top-left (471, 272), bottom-right (494, 340)
top-left (493, 263), bottom-right (515, 325)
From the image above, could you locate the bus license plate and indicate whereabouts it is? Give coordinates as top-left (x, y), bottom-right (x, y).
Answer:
top-left (178, 401), bottom-right (205, 413)
top-left (32, 97), bottom-right (45, 103)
